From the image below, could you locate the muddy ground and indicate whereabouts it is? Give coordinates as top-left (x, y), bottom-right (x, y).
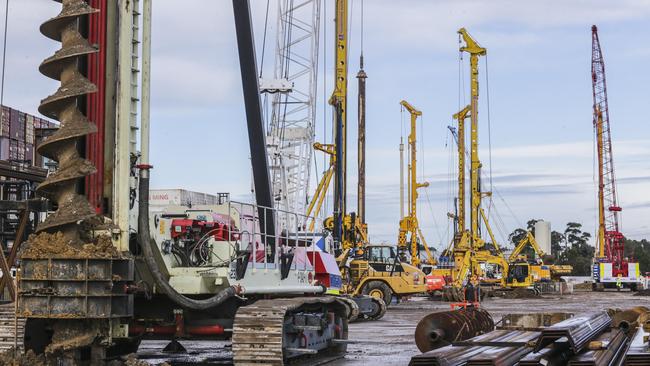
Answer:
top-left (136, 290), bottom-right (647, 365)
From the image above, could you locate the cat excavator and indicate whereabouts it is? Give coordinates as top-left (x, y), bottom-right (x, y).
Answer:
top-left (507, 229), bottom-right (572, 287)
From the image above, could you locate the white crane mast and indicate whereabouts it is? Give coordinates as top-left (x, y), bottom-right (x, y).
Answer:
top-left (264, 0), bottom-right (321, 228)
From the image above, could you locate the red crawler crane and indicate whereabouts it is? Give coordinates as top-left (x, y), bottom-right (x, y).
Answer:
top-left (591, 25), bottom-right (639, 291)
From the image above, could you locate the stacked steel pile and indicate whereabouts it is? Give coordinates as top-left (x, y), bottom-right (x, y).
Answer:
top-left (410, 307), bottom-right (650, 366)
top-left (0, 105), bottom-right (56, 165)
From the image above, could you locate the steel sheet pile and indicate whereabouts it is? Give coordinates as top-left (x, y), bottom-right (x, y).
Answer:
top-left (533, 311), bottom-right (611, 354)
top-left (410, 308), bottom-right (650, 366)
top-left (625, 319), bottom-right (650, 365)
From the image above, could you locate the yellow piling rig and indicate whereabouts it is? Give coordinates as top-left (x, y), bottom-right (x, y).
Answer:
top-left (397, 100), bottom-right (436, 267)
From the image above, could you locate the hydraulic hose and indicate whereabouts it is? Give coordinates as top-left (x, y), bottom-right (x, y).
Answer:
top-left (137, 166), bottom-right (237, 310)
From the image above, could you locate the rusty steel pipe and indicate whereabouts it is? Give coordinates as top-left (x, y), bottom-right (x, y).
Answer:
top-left (414, 307), bottom-right (494, 353)
top-left (612, 306), bottom-right (649, 332)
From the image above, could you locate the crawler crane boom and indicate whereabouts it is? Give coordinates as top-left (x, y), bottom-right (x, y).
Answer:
top-left (590, 25), bottom-right (639, 291)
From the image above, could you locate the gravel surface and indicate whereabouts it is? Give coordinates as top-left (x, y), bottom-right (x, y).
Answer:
top-left (136, 290), bottom-right (647, 365)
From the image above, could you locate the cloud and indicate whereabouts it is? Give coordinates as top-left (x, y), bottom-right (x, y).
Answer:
top-left (2, 1), bottom-right (648, 246)
top-left (617, 175), bottom-right (650, 184)
top-left (625, 201), bottom-right (650, 210)
top-left (151, 56), bottom-right (238, 108)
top-left (361, 0), bottom-right (650, 51)
top-left (487, 139), bottom-right (650, 160)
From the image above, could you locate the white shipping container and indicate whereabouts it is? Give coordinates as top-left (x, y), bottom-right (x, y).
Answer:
top-left (149, 189), bottom-right (220, 207)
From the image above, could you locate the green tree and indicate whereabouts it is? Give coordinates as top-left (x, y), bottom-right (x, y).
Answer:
top-left (564, 222), bottom-right (591, 248)
top-left (550, 230), bottom-right (564, 259)
top-left (624, 238), bottom-right (650, 274)
top-left (526, 219), bottom-right (539, 233)
top-left (507, 219), bottom-right (541, 260)
top-left (508, 228), bottom-right (527, 247)
top-left (559, 222), bottom-right (594, 275)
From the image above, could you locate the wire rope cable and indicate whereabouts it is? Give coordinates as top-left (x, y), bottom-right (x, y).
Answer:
top-left (419, 115), bottom-right (444, 246)
top-left (484, 55), bottom-right (494, 196)
top-left (0, 0), bottom-right (9, 110)
top-left (259, 0), bottom-right (271, 78)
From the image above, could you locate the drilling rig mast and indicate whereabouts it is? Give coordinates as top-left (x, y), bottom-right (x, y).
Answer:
top-left (396, 100), bottom-right (434, 267)
top-left (590, 25), bottom-right (640, 291)
top-left (452, 105), bottom-right (470, 237)
top-left (331, 0), bottom-right (349, 248)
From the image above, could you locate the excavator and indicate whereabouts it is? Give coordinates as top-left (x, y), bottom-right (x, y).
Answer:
top-left (14, 1), bottom-right (350, 364)
top-left (506, 228), bottom-right (572, 289)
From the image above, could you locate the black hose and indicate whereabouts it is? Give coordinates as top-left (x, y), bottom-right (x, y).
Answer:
top-left (138, 169), bottom-right (237, 310)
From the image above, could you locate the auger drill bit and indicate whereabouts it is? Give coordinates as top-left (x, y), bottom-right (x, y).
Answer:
top-left (37, 0), bottom-right (98, 245)
top-left (414, 308), bottom-right (494, 353)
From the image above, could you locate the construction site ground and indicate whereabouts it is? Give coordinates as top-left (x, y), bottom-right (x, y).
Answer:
top-left (135, 290), bottom-right (646, 365)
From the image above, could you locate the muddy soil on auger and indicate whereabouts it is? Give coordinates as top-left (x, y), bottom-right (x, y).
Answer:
top-left (20, 232), bottom-right (121, 259)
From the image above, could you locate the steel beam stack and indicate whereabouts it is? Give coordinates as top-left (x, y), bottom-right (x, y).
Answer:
top-left (567, 329), bottom-right (627, 366)
top-left (534, 312), bottom-right (611, 354)
top-left (410, 309), bottom-right (650, 366)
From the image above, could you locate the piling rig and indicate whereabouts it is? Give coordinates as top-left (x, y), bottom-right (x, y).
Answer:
top-left (433, 28), bottom-right (510, 302)
top-left (15, 1), bottom-right (349, 364)
top-left (396, 100), bottom-right (435, 268)
top-left (438, 29), bottom-right (570, 300)
top-left (590, 25), bottom-right (640, 291)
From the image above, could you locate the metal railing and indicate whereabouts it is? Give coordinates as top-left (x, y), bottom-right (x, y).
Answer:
top-left (227, 200), bottom-right (318, 272)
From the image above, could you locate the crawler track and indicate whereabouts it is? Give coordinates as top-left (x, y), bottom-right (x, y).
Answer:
top-left (336, 296), bottom-right (360, 322)
top-left (232, 297), bottom-right (348, 365)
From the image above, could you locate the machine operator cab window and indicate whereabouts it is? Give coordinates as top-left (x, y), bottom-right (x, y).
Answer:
top-left (367, 246), bottom-right (396, 263)
top-left (507, 262), bottom-right (529, 283)
top-left (366, 245), bottom-right (404, 273)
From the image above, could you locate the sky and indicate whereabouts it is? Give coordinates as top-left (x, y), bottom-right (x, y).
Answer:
top-left (2, 0), bottom-right (649, 251)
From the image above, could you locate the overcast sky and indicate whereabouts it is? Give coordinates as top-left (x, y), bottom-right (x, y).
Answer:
top-left (3, 0), bottom-right (650, 250)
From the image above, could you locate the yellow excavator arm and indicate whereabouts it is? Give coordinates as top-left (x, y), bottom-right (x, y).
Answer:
top-left (508, 231), bottom-right (545, 262)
